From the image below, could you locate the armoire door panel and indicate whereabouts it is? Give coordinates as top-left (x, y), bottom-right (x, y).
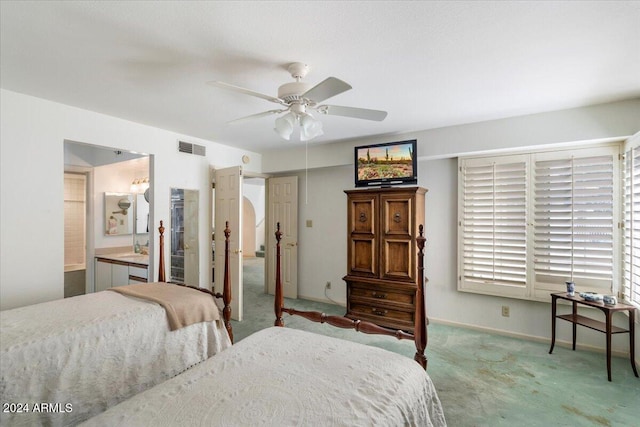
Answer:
top-left (350, 198), bottom-right (376, 234)
top-left (382, 196), bottom-right (412, 235)
top-left (382, 239), bottom-right (414, 281)
top-left (350, 238), bottom-right (377, 276)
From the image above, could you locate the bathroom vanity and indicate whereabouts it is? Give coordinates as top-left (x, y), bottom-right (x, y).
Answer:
top-left (95, 254), bottom-right (149, 292)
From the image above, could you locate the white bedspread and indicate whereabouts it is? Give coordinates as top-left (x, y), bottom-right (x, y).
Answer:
top-left (0, 291), bottom-right (232, 426)
top-left (82, 327), bottom-right (447, 427)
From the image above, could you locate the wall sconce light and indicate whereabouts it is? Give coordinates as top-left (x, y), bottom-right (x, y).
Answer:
top-left (131, 177), bottom-right (149, 193)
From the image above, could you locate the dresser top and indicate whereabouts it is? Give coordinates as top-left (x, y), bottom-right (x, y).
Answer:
top-left (344, 186), bottom-right (428, 195)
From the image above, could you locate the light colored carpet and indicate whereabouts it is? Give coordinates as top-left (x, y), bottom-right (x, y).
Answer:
top-left (234, 257), bottom-right (639, 427)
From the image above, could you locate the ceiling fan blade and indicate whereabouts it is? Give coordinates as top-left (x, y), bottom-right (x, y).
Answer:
top-left (207, 81), bottom-right (286, 105)
top-left (318, 105), bottom-right (388, 121)
top-left (302, 77), bottom-right (352, 103)
top-left (226, 109), bottom-right (286, 125)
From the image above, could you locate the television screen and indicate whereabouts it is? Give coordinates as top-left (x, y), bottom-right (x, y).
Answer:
top-left (354, 139), bottom-right (417, 187)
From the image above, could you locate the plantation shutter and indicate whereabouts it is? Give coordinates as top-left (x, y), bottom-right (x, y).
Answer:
top-left (533, 153), bottom-right (614, 290)
top-left (461, 157), bottom-right (527, 289)
top-left (623, 145), bottom-right (640, 305)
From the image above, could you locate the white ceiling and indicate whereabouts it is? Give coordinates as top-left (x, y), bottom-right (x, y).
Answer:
top-left (1, 1), bottom-right (639, 154)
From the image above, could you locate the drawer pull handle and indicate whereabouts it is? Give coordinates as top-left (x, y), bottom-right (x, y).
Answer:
top-left (372, 308), bottom-right (388, 316)
top-left (372, 292), bottom-right (387, 299)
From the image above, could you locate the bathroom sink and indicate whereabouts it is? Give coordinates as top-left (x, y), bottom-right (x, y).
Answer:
top-left (116, 252), bottom-right (147, 258)
top-left (105, 253), bottom-right (149, 263)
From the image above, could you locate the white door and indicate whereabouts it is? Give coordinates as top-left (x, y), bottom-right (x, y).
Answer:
top-left (183, 190), bottom-right (199, 286)
top-left (214, 166), bottom-right (243, 321)
top-left (266, 176), bottom-right (298, 298)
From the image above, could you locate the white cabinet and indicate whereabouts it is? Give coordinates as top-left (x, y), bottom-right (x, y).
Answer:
top-left (112, 263), bottom-right (130, 287)
top-left (95, 259), bottom-right (113, 292)
top-left (95, 258), bottom-right (148, 291)
top-left (128, 265), bottom-right (149, 284)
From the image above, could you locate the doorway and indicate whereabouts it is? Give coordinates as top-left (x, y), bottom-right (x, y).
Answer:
top-left (211, 172), bottom-right (266, 321)
top-left (242, 176), bottom-right (266, 306)
top-left (64, 140), bottom-right (150, 294)
top-left (64, 171), bottom-right (88, 298)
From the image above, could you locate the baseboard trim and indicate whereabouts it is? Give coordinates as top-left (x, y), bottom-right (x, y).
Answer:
top-left (429, 317), bottom-right (632, 359)
top-left (297, 294), bottom-right (347, 308)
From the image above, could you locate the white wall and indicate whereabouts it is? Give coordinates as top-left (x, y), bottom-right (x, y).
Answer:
top-left (0, 89), bottom-right (260, 310)
top-left (262, 99), bottom-right (640, 172)
top-left (295, 166), bottom-right (350, 303)
top-left (283, 155), bottom-right (638, 356)
top-left (269, 99), bottom-right (640, 356)
top-left (2, 88), bottom-right (638, 357)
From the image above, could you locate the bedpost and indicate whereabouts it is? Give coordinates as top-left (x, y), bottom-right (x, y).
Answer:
top-left (222, 221), bottom-right (233, 342)
top-left (158, 221), bottom-right (166, 282)
top-left (274, 222), bottom-right (284, 327)
top-left (414, 224), bottom-right (428, 370)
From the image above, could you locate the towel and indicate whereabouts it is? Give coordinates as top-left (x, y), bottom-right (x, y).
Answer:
top-left (108, 283), bottom-right (219, 330)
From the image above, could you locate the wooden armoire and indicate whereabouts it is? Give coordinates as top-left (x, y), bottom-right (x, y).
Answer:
top-left (343, 186), bottom-right (427, 332)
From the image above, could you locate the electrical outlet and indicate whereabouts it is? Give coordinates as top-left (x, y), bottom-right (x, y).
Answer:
top-left (325, 281), bottom-right (331, 290)
top-left (501, 306), bottom-right (510, 317)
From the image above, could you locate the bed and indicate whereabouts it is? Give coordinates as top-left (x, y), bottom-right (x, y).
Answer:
top-left (0, 221), bottom-right (233, 427)
top-left (81, 222), bottom-right (446, 426)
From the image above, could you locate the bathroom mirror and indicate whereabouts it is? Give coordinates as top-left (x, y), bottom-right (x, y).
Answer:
top-left (170, 188), bottom-right (199, 285)
top-left (135, 192), bottom-right (150, 235)
top-left (104, 192), bottom-right (134, 235)
top-left (133, 191), bottom-right (150, 251)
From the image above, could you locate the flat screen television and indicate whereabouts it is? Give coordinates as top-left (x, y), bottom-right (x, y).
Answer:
top-left (354, 139), bottom-right (417, 187)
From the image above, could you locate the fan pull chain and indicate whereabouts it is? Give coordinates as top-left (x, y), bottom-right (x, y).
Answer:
top-left (304, 141), bottom-right (309, 205)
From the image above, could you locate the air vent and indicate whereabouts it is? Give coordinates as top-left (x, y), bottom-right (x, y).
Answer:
top-left (178, 141), bottom-right (206, 156)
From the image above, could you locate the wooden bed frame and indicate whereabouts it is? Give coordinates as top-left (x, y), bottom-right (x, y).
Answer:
top-left (273, 222), bottom-right (429, 369)
top-left (157, 220), bottom-right (233, 342)
top-left (155, 217), bottom-right (428, 366)
top-left (77, 222), bottom-right (447, 426)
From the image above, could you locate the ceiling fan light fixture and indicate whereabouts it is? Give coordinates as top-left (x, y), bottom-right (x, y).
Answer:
top-left (210, 61), bottom-right (386, 143)
top-left (274, 112), bottom-right (296, 140)
top-left (299, 113), bottom-right (323, 141)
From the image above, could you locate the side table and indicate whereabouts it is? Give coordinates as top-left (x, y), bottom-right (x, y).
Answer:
top-left (549, 292), bottom-right (639, 381)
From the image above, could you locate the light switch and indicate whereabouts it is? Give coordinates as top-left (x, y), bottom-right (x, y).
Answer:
top-left (306, 220), bottom-right (313, 228)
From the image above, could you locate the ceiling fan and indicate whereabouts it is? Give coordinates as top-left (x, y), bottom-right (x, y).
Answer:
top-left (207, 62), bottom-right (387, 141)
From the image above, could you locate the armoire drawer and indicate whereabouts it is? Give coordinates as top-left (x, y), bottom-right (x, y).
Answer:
top-left (349, 285), bottom-right (415, 306)
top-left (349, 302), bottom-right (414, 323)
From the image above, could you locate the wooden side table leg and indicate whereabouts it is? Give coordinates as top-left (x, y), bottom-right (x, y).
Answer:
top-left (549, 295), bottom-right (557, 354)
top-left (630, 310), bottom-right (639, 378)
top-left (572, 302), bottom-right (577, 351)
top-left (606, 311), bottom-right (612, 382)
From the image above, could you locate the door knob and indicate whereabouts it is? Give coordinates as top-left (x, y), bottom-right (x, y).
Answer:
top-left (286, 242), bottom-right (297, 247)
top-left (184, 243), bottom-right (190, 250)
top-left (234, 249), bottom-right (243, 254)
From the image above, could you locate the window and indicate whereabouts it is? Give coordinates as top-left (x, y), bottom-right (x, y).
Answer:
top-left (459, 144), bottom-right (620, 301)
top-left (623, 134), bottom-right (640, 307)
top-left (64, 173), bottom-right (86, 267)
top-left (533, 152), bottom-right (615, 291)
top-left (459, 155), bottom-right (528, 298)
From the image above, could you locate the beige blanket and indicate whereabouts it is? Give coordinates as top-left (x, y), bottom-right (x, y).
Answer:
top-left (109, 283), bottom-right (220, 330)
